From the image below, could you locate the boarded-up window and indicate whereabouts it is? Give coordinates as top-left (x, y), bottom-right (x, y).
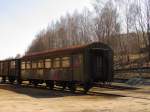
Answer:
top-left (53, 58), bottom-right (60, 68)
top-left (21, 62), bottom-right (26, 69)
top-left (73, 54), bottom-right (83, 68)
top-left (45, 59), bottom-right (52, 68)
top-left (26, 61), bottom-right (31, 69)
top-left (38, 60), bottom-right (44, 68)
top-left (32, 62), bottom-right (37, 69)
top-left (11, 61), bottom-right (15, 69)
top-left (62, 57), bottom-right (71, 68)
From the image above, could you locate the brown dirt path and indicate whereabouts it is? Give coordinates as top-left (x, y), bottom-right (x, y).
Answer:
top-left (0, 84), bottom-right (150, 112)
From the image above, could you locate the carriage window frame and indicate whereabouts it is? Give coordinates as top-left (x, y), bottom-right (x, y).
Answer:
top-left (10, 61), bottom-right (16, 69)
top-left (38, 60), bottom-right (44, 69)
top-left (21, 61), bottom-right (26, 70)
top-left (62, 57), bottom-right (71, 68)
top-left (45, 59), bottom-right (52, 69)
top-left (32, 61), bottom-right (37, 69)
top-left (53, 58), bottom-right (61, 68)
top-left (26, 61), bottom-right (31, 69)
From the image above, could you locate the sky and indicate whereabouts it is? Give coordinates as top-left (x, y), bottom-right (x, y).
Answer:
top-left (0, 0), bottom-right (92, 59)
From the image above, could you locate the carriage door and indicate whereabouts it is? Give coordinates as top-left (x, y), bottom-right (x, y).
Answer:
top-left (90, 49), bottom-right (104, 81)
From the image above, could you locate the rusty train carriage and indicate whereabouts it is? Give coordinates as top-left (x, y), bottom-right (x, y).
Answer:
top-left (0, 59), bottom-right (20, 83)
top-left (0, 42), bottom-right (113, 93)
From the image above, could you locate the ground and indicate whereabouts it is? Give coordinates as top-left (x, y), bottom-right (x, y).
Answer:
top-left (0, 84), bottom-right (150, 112)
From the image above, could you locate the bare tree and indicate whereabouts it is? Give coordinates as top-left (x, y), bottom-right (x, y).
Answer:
top-left (26, 0), bottom-right (149, 71)
top-left (94, 0), bottom-right (120, 45)
top-left (145, 0), bottom-right (150, 59)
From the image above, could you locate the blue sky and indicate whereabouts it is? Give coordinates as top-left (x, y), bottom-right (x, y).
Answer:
top-left (0, 0), bottom-right (92, 59)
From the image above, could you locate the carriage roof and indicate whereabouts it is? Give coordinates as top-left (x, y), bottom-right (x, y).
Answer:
top-left (22, 42), bottom-right (112, 59)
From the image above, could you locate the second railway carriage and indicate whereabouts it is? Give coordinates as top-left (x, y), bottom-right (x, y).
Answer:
top-left (20, 42), bottom-right (113, 92)
top-left (0, 59), bottom-right (20, 83)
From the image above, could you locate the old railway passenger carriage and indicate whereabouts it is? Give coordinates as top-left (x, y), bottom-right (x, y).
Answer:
top-left (0, 42), bottom-right (113, 93)
top-left (0, 59), bottom-right (20, 83)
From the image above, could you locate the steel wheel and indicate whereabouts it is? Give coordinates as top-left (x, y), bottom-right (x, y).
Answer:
top-left (68, 82), bottom-right (76, 93)
top-left (46, 81), bottom-right (54, 90)
top-left (83, 82), bottom-right (92, 94)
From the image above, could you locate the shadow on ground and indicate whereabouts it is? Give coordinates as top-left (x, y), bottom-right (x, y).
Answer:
top-left (0, 83), bottom-right (127, 99)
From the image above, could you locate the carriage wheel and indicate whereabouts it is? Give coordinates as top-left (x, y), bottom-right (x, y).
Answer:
top-left (83, 82), bottom-right (92, 94)
top-left (61, 82), bottom-right (67, 90)
top-left (18, 79), bottom-right (22, 85)
top-left (1, 76), bottom-right (6, 83)
top-left (62, 84), bottom-right (67, 90)
top-left (33, 80), bottom-right (39, 87)
top-left (17, 76), bottom-right (22, 85)
top-left (8, 76), bottom-right (15, 84)
top-left (46, 81), bottom-right (54, 90)
top-left (68, 82), bottom-right (76, 93)
top-left (29, 80), bottom-right (33, 85)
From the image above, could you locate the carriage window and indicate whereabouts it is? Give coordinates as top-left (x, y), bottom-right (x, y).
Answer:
top-left (32, 62), bottom-right (37, 69)
top-left (53, 58), bottom-right (60, 68)
top-left (45, 59), bottom-right (52, 68)
top-left (21, 62), bottom-right (26, 69)
top-left (11, 61), bottom-right (15, 69)
top-left (38, 60), bottom-right (44, 68)
top-left (62, 57), bottom-right (71, 68)
top-left (26, 61), bottom-right (31, 69)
